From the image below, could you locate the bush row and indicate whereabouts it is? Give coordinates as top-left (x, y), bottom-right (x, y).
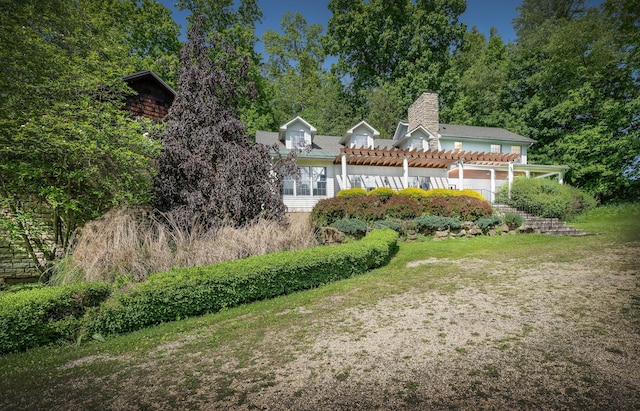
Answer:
top-left (0, 282), bottom-right (111, 354)
top-left (83, 229), bottom-right (399, 338)
top-left (497, 178), bottom-right (596, 220)
top-left (311, 195), bottom-right (493, 226)
top-left (0, 230), bottom-right (398, 353)
top-left (338, 187), bottom-right (485, 201)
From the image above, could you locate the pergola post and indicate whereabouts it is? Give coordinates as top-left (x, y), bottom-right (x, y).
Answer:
top-left (558, 172), bottom-right (564, 184)
top-left (402, 157), bottom-right (409, 188)
top-left (341, 153), bottom-right (348, 189)
top-left (458, 160), bottom-right (464, 190)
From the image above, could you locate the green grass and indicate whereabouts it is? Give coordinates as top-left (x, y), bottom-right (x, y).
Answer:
top-left (0, 204), bottom-right (638, 409)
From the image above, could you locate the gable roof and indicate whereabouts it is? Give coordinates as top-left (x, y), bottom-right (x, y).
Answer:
top-left (439, 124), bottom-right (536, 144)
top-left (122, 70), bottom-right (176, 97)
top-left (393, 125), bottom-right (436, 148)
top-left (278, 116), bottom-right (317, 141)
top-left (339, 120), bottom-right (380, 145)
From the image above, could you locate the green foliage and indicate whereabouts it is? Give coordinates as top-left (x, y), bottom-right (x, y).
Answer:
top-left (336, 188), bottom-right (367, 198)
top-left (424, 189), bottom-right (486, 201)
top-left (498, 178), bottom-right (596, 220)
top-left (83, 229), bottom-right (398, 337)
top-left (367, 187), bottom-right (396, 202)
top-left (372, 219), bottom-right (404, 233)
top-left (0, 282), bottom-right (111, 353)
top-left (0, 0), bottom-right (178, 275)
top-left (412, 215), bottom-right (461, 232)
top-left (383, 196), bottom-right (421, 219)
top-left (396, 188), bottom-right (430, 199)
top-left (329, 218), bottom-right (367, 237)
top-left (503, 212), bottom-right (524, 229)
top-left (474, 215), bottom-right (503, 231)
top-left (419, 195), bottom-right (493, 221)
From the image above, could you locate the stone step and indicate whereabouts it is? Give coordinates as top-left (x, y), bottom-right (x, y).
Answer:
top-left (492, 203), bottom-right (587, 237)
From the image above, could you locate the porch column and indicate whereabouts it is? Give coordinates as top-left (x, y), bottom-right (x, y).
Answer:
top-left (508, 162), bottom-right (514, 200)
top-left (402, 157), bottom-right (409, 188)
top-left (490, 168), bottom-right (496, 203)
top-left (458, 161), bottom-right (464, 190)
top-left (341, 153), bottom-right (348, 189)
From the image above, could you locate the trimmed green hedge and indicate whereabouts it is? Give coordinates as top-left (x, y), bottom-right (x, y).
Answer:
top-left (0, 282), bottom-right (111, 354)
top-left (84, 229), bottom-right (399, 337)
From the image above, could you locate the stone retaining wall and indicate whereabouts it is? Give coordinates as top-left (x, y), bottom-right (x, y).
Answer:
top-left (0, 241), bottom-right (40, 284)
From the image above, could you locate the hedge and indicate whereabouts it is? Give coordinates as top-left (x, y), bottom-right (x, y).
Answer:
top-left (336, 187), bottom-right (367, 198)
top-left (497, 178), bottom-right (596, 220)
top-left (83, 229), bottom-right (399, 337)
top-left (0, 282), bottom-right (111, 354)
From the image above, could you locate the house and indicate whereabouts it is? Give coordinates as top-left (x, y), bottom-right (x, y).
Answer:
top-left (122, 70), bottom-right (176, 120)
top-left (256, 92), bottom-right (568, 212)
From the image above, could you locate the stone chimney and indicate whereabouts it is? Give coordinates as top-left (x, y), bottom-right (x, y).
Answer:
top-left (408, 92), bottom-right (440, 150)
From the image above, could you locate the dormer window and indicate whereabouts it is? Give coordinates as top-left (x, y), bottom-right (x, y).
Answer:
top-left (287, 130), bottom-right (308, 149)
top-left (410, 138), bottom-right (424, 150)
top-left (351, 134), bottom-right (371, 149)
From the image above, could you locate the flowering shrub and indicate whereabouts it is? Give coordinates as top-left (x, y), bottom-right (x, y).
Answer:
top-left (367, 187), bottom-right (396, 202)
top-left (396, 187), bottom-right (429, 199)
top-left (336, 188), bottom-right (367, 198)
top-left (424, 188), bottom-right (485, 201)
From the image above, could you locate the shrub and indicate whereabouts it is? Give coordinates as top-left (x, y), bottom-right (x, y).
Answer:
top-left (504, 212), bottom-right (524, 229)
top-left (367, 187), bottom-right (396, 202)
top-left (336, 188), bottom-right (367, 198)
top-left (310, 197), bottom-right (346, 226)
top-left (84, 229), bottom-right (399, 337)
top-left (474, 215), bottom-right (503, 231)
top-left (51, 207), bottom-right (319, 284)
top-left (497, 178), bottom-right (596, 220)
top-left (424, 188), bottom-right (485, 200)
top-left (446, 196), bottom-right (494, 221)
top-left (412, 215), bottom-right (461, 232)
top-left (418, 196), bottom-right (454, 217)
top-left (330, 218), bottom-right (368, 237)
top-left (396, 187), bottom-right (429, 199)
top-left (372, 219), bottom-right (404, 233)
top-left (0, 282), bottom-right (111, 353)
top-left (383, 196), bottom-right (421, 219)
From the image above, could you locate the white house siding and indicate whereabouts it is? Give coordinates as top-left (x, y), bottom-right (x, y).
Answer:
top-left (440, 139), bottom-right (528, 164)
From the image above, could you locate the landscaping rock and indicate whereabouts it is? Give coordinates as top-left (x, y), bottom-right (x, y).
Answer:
top-left (501, 224), bottom-right (510, 233)
top-left (321, 227), bottom-right (345, 244)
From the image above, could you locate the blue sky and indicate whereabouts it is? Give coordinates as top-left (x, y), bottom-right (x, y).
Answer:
top-left (161, 0), bottom-right (520, 45)
top-left (160, 0), bottom-right (601, 59)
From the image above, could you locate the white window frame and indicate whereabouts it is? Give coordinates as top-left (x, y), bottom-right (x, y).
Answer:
top-left (491, 144), bottom-right (502, 153)
top-left (454, 141), bottom-right (463, 151)
top-left (351, 134), bottom-right (371, 149)
top-left (283, 166), bottom-right (327, 196)
top-left (410, 138), bottom-right (424, 150)
top-left (286, 130), bottom-right (308, 149)
top-left (511, 145), bottom-right (522, 155)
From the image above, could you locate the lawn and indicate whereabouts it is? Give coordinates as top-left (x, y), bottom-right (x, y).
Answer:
top-left (1, 205), bottom-right (639, 410)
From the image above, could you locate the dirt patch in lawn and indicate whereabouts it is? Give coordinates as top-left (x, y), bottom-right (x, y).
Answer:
top-left (12, 242), bottom-right (640, 410)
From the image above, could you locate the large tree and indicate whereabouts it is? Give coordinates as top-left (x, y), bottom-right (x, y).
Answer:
top-left (0, 0), bottom-right (179, 276)
top-left (509, 1), bottom-right (640, 201)
top-left (154, 19), bottom-right (296, 229)
top-left (323, 0), bottom-right (466, 106)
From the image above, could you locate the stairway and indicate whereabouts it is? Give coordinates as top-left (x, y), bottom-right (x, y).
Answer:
top-left (492, 204), bottom-right (589, 237)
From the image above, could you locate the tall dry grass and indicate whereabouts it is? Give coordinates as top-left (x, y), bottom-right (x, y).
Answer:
top-left (50, 207), bottom-right (318, 285)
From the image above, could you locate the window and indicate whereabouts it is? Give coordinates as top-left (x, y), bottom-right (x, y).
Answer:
top-left (312, 167), bottom-right (326, 196)
top-left (351, 134), bottom-right (370, 149)
top-left (282, 175), bottom-right (294, 195)
top-left (454, 141), bottom-right (463, 150)
top-left (296, 167), bottom-right (311, 195)
top-left (410, 138), bottom-right (423, 150)
top-left (282, 166), bottom-right (327, 196)
top-left (349, 174), bottom-right (363, 188)
top-left (491, 144), bottom-right (502, 153)
top-left (286, 131), bottom-right (308, 149)
top-left (511, 145), bottom-right (521, 155)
